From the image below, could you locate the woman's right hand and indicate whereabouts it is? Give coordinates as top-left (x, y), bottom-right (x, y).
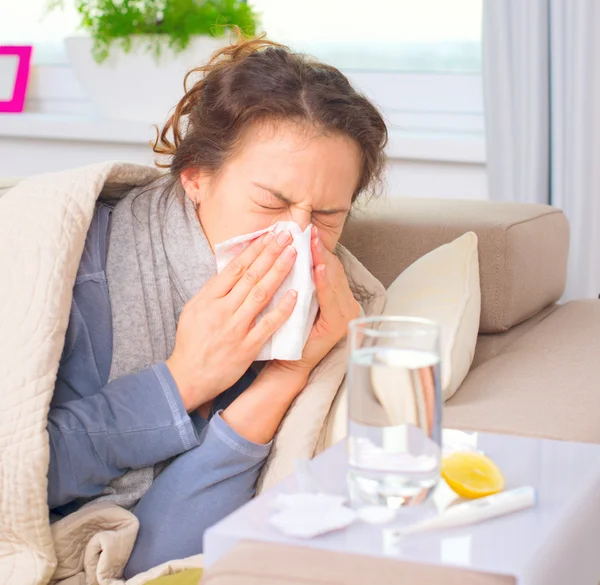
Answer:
top-left (165, 230), bottom-right (298, 412)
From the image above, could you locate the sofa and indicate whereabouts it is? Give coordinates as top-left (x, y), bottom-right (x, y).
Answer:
top-left (203, 196), bottom-right (600, 584)
top-left (4, 172), bottom-right (598, 584)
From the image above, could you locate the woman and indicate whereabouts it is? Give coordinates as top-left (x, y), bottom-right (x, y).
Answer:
top-left (48, 37), bottom-right (387, 577)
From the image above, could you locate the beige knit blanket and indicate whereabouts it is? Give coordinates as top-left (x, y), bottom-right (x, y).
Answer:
top-left (0, 162), bottom-right (385, 585)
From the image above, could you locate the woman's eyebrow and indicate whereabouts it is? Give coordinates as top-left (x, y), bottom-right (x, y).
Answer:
top-left (253, 182), bottom-right (350, 215)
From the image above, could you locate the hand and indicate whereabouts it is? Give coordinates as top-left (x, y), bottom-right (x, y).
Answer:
top-left (166, 230), bottom-right (298, 412)
top-left (271, 226), bottom-right (360, 379)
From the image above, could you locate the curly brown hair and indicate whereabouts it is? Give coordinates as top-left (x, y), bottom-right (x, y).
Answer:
top-left (153, 34), bottom-right (388, 201)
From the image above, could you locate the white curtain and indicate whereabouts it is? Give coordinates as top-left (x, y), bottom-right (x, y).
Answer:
top-left (483, 0), bottom-right (600, 299)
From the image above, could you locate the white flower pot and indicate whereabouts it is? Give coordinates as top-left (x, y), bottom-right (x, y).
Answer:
top-left (65, 35), bottom-right (229, 124)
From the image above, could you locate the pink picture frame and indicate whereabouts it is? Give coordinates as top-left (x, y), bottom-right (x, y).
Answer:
top-left (0, 45), bottom-right (33, 113)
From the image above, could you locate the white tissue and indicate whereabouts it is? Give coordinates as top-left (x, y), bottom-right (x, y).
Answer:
top-left (214, 221), bottom-right (319, 361)
top-left (270, 493), bottom-right (357, 539)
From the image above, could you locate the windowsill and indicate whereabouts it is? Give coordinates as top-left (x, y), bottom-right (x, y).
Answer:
top-left (0, 113), bottom-right (152, 144)
top-left (0, 112), bottom-right (486, 164)
top-left (385, 131), bottom-right (485, 164)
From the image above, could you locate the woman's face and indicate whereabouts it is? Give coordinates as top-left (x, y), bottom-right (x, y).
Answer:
top-left (181, 122), bottom-right (363, 252)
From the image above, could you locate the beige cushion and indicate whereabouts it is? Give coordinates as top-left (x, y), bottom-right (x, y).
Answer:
top-left (384, 232), bottom-right (481, 400)
top-left (341, 197), bottom-right (569, 333)
top-left (446, 300), bottom-right (600, 443)
top-left (203, 541), bottom-right (515, 585)
top-left (318, 234), bottom-right (480, 450)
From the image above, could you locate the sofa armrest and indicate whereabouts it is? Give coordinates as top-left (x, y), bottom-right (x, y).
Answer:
top-left (340, 197), bottom-right (569, 333)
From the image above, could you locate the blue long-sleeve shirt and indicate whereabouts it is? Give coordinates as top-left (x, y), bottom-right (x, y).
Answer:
top-left (48, 202), bottom-right (266, 514)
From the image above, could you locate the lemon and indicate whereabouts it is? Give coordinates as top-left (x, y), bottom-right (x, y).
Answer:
top-left (441, 452), bottom-right (505, 499)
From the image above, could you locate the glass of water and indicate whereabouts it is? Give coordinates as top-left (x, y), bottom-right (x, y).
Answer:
top-left (347, 316), bottom-right (442, 508)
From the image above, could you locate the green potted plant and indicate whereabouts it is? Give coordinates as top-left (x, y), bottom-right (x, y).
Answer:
top-left (57, 0), bottom-right (259, 123)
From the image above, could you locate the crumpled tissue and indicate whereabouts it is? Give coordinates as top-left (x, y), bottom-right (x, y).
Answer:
top-left (215, 221), bottom-right (319, 361)
top-left (269, 493), bottom-right (357, 539)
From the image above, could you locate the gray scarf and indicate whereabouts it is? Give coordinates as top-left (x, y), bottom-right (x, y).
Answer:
top-left (98, 178), bottom-right (216, 509)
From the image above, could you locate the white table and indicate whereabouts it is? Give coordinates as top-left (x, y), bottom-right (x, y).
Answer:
top-left (204, 432), bottom-right (600, 585)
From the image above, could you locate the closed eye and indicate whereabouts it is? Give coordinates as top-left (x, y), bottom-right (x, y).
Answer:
top-left (254, 190), bottom-right (288, 211)
top-left (252, 182), bottom-right (349, 225)
top-left (258, 204), bottom-right (287, 211)
top-left (312, 213), bottom-right (346, 229)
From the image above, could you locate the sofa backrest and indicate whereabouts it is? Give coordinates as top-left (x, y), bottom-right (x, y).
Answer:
top-left (2, 178), bottom-right (569, 334)
top-left (341, 197), bottom-right (569, 333)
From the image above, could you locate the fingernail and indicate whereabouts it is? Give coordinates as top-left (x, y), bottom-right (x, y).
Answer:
top-left (283, 244), bottom-right (297, 261)
top-left (316, 236), bottom-right (323, 251)
top-left (277, 231), bottom-right (292, 246)
top-left (263, 232), bottom-right (275, 244)
top-left (288, 289), bottom-right (298, 300)
top-left (312, 225), bottom-right (318, 239)
top-left (317, 263), bottom-right (326, 276)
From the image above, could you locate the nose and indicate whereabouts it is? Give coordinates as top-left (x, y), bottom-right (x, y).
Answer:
top-left (289, 208), bottom-right (312, 231)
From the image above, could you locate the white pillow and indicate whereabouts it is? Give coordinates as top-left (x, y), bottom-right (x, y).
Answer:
top-left (318, 233), bottom-right (481, 452)
top-left (383, 232), bottom-right (481, 400)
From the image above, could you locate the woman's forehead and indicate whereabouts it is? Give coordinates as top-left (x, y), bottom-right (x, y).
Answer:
top-left (230, 123), bottom-right (362, 203)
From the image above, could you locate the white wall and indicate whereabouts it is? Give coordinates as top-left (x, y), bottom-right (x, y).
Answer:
top-left (2, 137), bottom-right (153, 177)
top-left (0, 123), bottom-right (488, 200)
top-left (386, 159), bottom-right (487, 200)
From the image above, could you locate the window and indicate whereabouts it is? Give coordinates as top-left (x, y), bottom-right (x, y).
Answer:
top-left (2, 0), bottom-right (484, 163)
top-left (5, 0), bottom-right (482, 72)
top-left (250, 0), bottom-right (482, 74)
top-left (248, 0), bottom-right (484, 155)
top-left (1, 1), bottom-right (79, 63)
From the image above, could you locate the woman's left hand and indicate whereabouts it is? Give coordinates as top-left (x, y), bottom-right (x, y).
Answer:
top-left (270, 225), bottom-right (361, 380)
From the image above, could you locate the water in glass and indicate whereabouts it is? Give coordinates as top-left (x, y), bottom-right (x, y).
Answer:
top-left (347, 318), bottom-right (442, 508)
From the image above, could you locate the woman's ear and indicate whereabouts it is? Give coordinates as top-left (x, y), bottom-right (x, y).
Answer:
top-left (180, 168), bottom-right (211, 206)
